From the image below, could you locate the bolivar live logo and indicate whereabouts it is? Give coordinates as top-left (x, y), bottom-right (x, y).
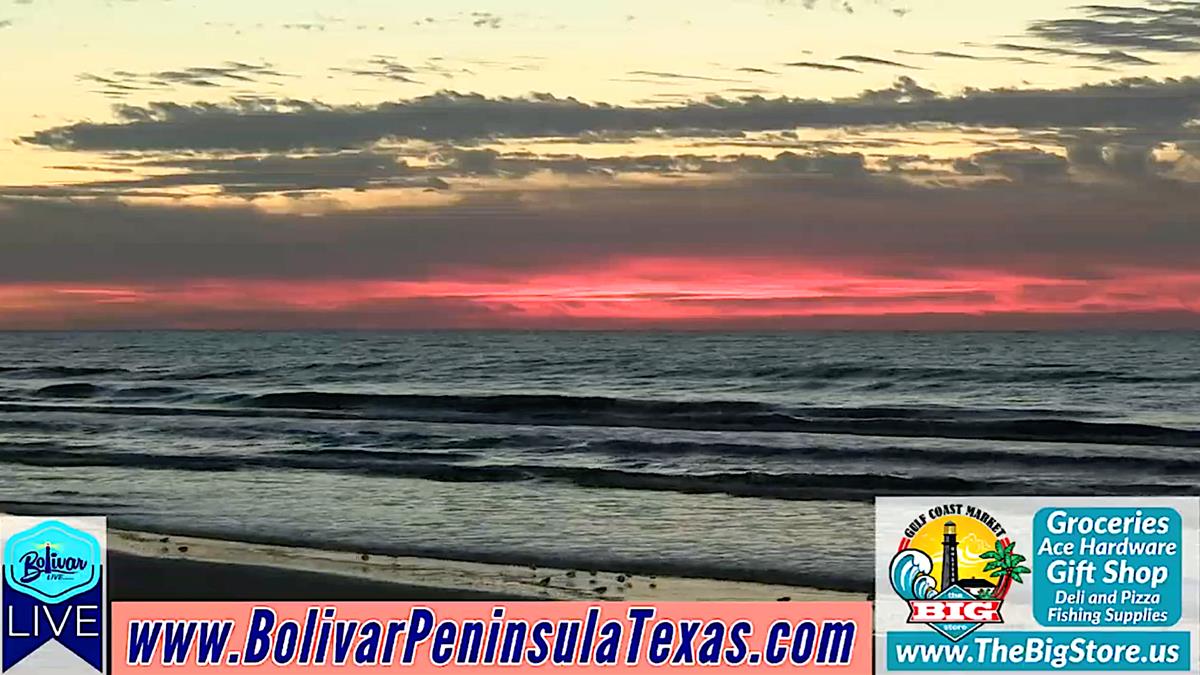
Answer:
top-left (889, 504), bottom-right (1029, 642)
top-left (2, 518), bottom-right (105, 674)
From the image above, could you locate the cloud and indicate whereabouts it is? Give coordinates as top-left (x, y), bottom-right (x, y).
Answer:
top-left (1, 151), bottom-right (447, 197)
top-left (470, 12), bottom-right (502, 29)
top-left (1, 173), bottom-right (1198, 283)
top-left (331, 56), bottom-right (422, 83)
top-left (838, 55), bottom-right (920, 69)
top-left (894, 49), bottom-right (1047, 65)
top-left (405, 11), bottom-right (506, 30)
top-left (1, 172), bottom-right (1199, 330)
top-left (331, 55), bottom-right (532, 84)
top-left (1063, 136), bottom-right (1176, 180)
top-left (438, 148), bottom-right (868, 179)
top-left (953, 148), bottom-right (1070, 182)
top-left (2, 148), bottom-right (873, 198)
top-left (896, 49), bottom-right (975, 60)
top-left (2, 141), bottom-right (1200, 328)
top-left (783, 61), bottom-right (861, 73)
top-left (735, 67), bottom-right (778, 75)
top-left (79, 62), bottom-right (293, 99)
top-left (0, 19), bottom-right (12, 29)
top-left (23, 77), bottom-right (1200, 154)
top-left (626, 70), bottom-right (749, 83)
top-left (990, 42), bottom-right (1156, 65)
top-left (1027, 1), bottom-right (1200, 53)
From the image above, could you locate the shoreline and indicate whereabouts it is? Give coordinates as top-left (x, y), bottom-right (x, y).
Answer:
top-left (107, 528), bottom-right (865, 602)
top-left (107, 551), bottom-right (529, 601)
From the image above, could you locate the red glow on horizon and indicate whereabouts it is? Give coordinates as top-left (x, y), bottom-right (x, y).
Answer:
top-left (2, 257), bottom-right (1198, 329)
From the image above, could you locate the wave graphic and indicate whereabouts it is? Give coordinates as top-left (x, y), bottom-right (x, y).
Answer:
top-left (890, 549), bottom-right (939, 600)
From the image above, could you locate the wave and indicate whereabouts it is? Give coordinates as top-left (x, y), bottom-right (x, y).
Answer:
top-left (33, 382), bottom-right (186, 400)
top-left (3, 390), bottom-right (1198, 447)
top-left (110, 386), bottom-right (189, 399)
top-left (578, 439), bottom-right (1200, 474)
top-left (0, 366), bottom-right (130, 378)
top-left (166, 368), bottom-right (267, 381)
top-left (275, 447), bottom-right (481, 462)
top-left (36, 383), bottom-right (107, 398)
top-left (11, 361), bottom-right (1195, 385)
top-left (237, 391), bottom-right (1200, 447)
top-left (663, 362), bottom-right (1200, 385)
top-left (1, 445), bottom-right (1194, 502)
top-left (244, 391), bottom-right (767, 415)
top-left (0, 419), bottom-right (78, 432)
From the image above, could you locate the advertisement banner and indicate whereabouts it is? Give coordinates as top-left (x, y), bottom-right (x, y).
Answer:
top-left (111, 601), bottom-right (871, 673)
top-left (875, 497), bottom-right (1199, 673)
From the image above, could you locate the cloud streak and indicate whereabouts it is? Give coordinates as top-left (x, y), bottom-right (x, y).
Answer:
top-left (990, 42), bottom-right (1156, 65)
top-left (1027, 1), bottom-right (1200, 53)
top-left (25, 77), bottom-right (1200, 152)
top-left (78, 62), bottom-right (293, 99)
top-left (838, 54), bottom-right (920, 69)
top-left (783, 61), bottom-right (861, 73)
top-left (895, 49), bottom-right (1046, 65)
top-left (626, 70), bottom-right (749, 83)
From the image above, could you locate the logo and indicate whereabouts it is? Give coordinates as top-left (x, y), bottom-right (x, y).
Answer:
top-left (3, 520), bottom-right (101, 605)
top-left (888, 504), bottom-right (1028, 642)
top-left (2, 516), bottom-right (106, 674)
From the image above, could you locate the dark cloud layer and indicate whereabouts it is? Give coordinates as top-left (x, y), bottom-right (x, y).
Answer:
top-left (1028, 1), bottom-right (1200, 53)
top-left (1, 173), bottom-right (1198, 286)
top-left (953, 148), bottom-right (1070, 182)
top-left (25, 77), bottom-right (1200, 152)
top-left (0, 149), bottom-right (873, 198)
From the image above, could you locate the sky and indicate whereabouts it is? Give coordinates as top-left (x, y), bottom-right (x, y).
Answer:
top-left (1, 0), bottom-right (1199, 329)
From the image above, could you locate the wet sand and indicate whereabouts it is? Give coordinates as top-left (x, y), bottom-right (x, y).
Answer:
top-left (108, 528), bottom-right (864, 602)
top-left (108, 551), bottom-right (526, 600)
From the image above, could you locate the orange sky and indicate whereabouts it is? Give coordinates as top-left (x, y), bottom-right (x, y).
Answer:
top-left (2, 0), bottom-right (1199, 329)
top-left (1, 258), bottom-right (1196, 329)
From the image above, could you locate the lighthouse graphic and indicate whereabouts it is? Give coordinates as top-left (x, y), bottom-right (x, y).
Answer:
top-left (889, 508), bottom-right (1022, 642)
top-left (941, 520), bottom-right (958, 592)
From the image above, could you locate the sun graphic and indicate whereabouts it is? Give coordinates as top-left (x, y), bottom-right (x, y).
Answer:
top-left (908, 515), bottom-right (999, 591)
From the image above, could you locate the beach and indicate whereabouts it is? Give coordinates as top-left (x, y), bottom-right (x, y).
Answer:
top-left (107, 528), bottom-right (862, 602)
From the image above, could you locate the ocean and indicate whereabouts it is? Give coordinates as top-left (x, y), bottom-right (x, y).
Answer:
top-left (1, 331), bottom-right (1197, 592)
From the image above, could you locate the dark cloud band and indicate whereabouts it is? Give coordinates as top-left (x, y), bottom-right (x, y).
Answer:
top-left (24, 77), bottom-right (1200, 152)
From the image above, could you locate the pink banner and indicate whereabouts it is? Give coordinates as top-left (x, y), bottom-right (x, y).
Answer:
top-left (112, 601), bottom-right (871, 673)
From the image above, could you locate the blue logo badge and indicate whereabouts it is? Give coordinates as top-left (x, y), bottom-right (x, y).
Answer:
top-left (3, 517), bottom-right (106, 673)
top-left (3, 520), bottom-right (101, 605)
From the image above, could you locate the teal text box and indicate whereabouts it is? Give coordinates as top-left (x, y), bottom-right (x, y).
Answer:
top-left (1033, 507), bottom-right (1181, 627)
top-left (887, 631), bottom-right (1190, 671)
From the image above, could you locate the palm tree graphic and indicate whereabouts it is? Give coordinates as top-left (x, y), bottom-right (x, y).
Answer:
top-left (980, 540), bottom-right (1030, 599)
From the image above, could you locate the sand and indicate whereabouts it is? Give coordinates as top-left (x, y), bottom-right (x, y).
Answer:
top-left (107, 528), bottom-right (864, 602)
